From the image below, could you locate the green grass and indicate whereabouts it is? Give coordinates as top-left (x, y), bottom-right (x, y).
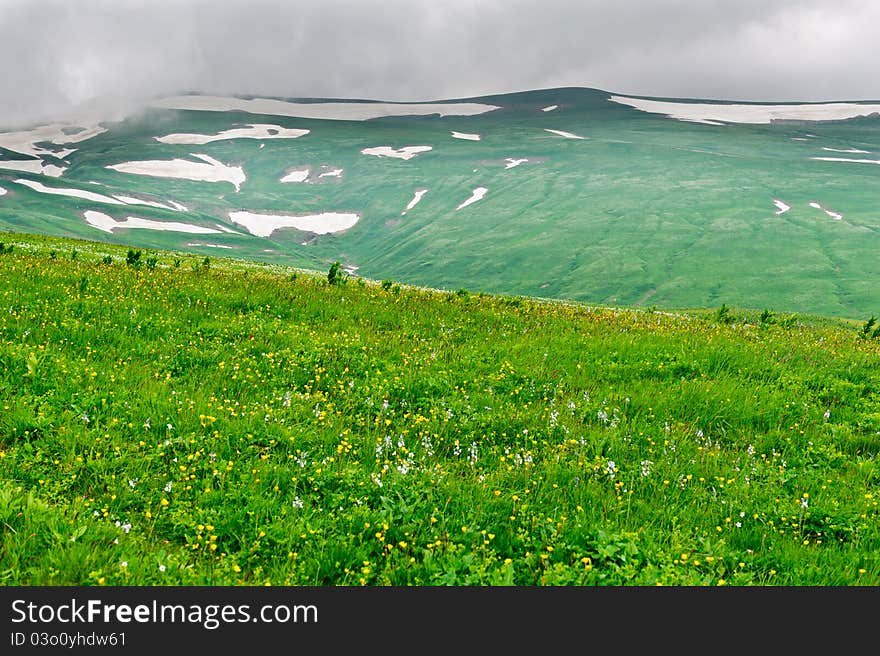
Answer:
top-left (1, 231), bottom-right (878, 586)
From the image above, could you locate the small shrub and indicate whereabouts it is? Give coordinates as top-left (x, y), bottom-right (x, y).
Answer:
top-left (49, 250), bottom-right (57, 259)
top-left (146, 256), bottom-right (158, 271)
top-left (288, 273), bottom-right (298, 282)
top-left (101, 255), bottom-right (113, 265)
top-left (381, 280), bottom-right (394, 292)
top-left (202, 257), bottom-right (210, 269)
top-left (859, 315), bottom-right (880, 340)
top-left (173, 258), bottom-right (181, 268)
top-left (760, 309), bottom-right (774, 325)
top-left (126, 249), bottom-right (141, 267)
top-left (70, 249), bottom-right (77, 261)
top-left (715, 303), bottom-right (731, 324)
top-left (327, 261), bottom-right (346, 286)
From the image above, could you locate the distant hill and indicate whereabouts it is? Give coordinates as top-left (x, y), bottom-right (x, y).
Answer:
top-left (2, 86), bottom-right (880, 319)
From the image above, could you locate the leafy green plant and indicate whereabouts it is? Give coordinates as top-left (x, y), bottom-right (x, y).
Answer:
top-left (327, 261), bottom-right (346, 286)
top-left (715, 303), bottom-right (731, 324)
top-left (860, 315), bottom-right (879, 340)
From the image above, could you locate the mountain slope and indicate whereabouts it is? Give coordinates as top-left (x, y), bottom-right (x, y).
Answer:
top-left (1, 87), bottom-right (880, 319)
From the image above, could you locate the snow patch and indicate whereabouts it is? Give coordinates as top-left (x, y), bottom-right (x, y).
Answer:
top-left (541, 105), bottom-right (558, 112)
top-left (402, 188), bottom-right (428, 215)
top-left (544, 129), bottom-right (584, 139)
top-left (609, 95), bottom-right (880, 125)
top-left (451, 131), bottom-right (480, 141)
top-left (156, 124), bottom-right (309, 145)
top-left (456, 187), bottom-right (488, 210)
top-left (772, 199), bottom-right (790, 215)
top-left (106, 154), bottom-right (246, 191)
top-left (810, 157), bottom-right (880, 165)
top-left (83, 210), bottom-right (221, 234)
top-left (15, 178), bottom-right (126, 204)
top-left (822, 147), bottom-right (871, 154)
top-left (112, 195), bottom-right (187, 212)
top-left (149, 95), bottom-right (501, 121)
top-left (809, 202), bottom-right (842, 220)
top-left (228, 210), bottom-right (360, 237)
top-left (0, 123), bottom-right (106, 159)
top-left (281, 167), bottom-right (310, 183)
top-left (361, 145), bottom-right (432, 160)
top-left (505, 158), bottom-right (529, 169)
top-left (0, 159), bottom-right (67, 177)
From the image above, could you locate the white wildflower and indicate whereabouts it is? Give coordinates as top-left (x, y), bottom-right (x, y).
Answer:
top-left (606, 460), bottom-right (617, 479)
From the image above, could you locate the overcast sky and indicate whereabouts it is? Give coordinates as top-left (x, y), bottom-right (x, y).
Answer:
top-left (2, 0), bottom-right (879, 127)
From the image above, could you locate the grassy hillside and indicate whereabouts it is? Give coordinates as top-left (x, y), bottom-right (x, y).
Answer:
top-left (1, 231), bottom-right (879, 586)
top-left (2, 87), bottom-right (880, 319)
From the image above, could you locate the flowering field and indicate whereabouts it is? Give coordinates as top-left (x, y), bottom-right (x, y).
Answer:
top-left (1, 231), bottom-right (878, 585)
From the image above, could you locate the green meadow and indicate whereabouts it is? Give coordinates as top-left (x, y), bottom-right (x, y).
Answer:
top-left (1, 232), bottom-right (878, 585)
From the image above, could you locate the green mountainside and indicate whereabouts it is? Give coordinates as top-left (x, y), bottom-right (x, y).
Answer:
top-left (1, 87), bottom-right (879, 319)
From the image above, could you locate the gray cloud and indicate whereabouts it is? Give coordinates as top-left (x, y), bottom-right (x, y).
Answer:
top-left (2, 0), bottom-right (879, 127)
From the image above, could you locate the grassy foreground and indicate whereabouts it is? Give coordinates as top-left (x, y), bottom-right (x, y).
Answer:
top-left (1, 231), bottom-right (878, 586)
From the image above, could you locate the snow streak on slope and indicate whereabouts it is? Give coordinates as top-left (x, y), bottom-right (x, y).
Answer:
top-left (773, 200), bottom-right (791, 215)
top-left (810, 157), bottom-right (880, 165)
top-left (544, 129), bottom-right (584, 139)
top-left (156, 124), bottom-right (309, 144)
top-left (107, 154), bottom-right (246, 191)
top-left (228, 210), bottom-right (360, 236)
top-left (609, 95), bottom-right (880, 125)
top-left (0, 160), bottom-right (66, 177)
top-left (0, 124), bottom-right (106, 159)
top-left (361, 146), bottom-right (433, 160)
top-left (403, 189), bottom-right (428, 215)
top-left (149, 95), bottom-right (501, 121)
top-left (83, 210), bottom-right (221, 234)
top-left (456, 187), bottom-right (488, 210)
